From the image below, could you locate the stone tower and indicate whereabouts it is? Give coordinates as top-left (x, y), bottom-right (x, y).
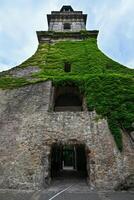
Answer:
top-left (47, 5), bottom-right (87, 32)
top-left (37, 5), bottom-right (98, 43)
top-left (0, 6), bottom-right (133, 191)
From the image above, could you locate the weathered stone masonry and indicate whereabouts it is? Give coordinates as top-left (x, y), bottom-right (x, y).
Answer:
top-left (0, 81), bottom-right (133, 190)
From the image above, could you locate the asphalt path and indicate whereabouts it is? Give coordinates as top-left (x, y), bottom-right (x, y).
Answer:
top-left (0, 179), bottom-right (133, 200)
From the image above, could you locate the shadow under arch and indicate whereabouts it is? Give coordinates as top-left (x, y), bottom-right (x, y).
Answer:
top-left (54, 85), bottom-right (83, 111)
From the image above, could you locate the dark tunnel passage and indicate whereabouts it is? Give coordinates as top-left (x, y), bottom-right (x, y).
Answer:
top-left (50, 144), bottom-right (88, 180)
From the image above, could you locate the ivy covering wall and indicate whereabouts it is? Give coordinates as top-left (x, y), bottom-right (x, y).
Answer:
top-left (0, 37), bottom-right (134, 151)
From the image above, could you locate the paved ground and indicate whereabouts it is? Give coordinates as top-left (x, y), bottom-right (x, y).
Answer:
top-left (0, 179), bottom-right (133, 200)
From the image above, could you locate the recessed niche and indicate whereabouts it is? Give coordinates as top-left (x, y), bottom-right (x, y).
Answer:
top-left (53, 86), bottom-right (83, 112)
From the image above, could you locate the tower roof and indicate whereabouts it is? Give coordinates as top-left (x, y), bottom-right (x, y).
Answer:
top-left (47, 5), bottom-right (87, 27)
top-left (60, 5), bottom-right (74, 12)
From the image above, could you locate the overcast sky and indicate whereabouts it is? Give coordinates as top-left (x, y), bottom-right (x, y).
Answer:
top-left (0, 0), bottom-right (134, 72)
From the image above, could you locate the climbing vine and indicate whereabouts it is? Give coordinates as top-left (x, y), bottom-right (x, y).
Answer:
top-left (0, 37), bottom-right (134, 151)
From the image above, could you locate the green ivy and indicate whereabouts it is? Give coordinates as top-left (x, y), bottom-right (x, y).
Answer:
top-left (0, 36), bottom-right (134, 151)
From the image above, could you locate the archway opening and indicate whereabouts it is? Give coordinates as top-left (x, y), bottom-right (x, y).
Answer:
top-left (50, 144), bottom-right (87, 180)
top-left (54, 86), bottom-right (83, 111)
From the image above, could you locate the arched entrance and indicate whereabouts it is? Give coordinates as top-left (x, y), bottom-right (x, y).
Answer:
top-left (50, 143), bottom-right (88, 179)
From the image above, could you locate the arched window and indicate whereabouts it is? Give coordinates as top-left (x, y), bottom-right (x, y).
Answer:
top-left (54, 86), bottom-right (83, 111)
top-left (64, 23), bottom-right (71, 30)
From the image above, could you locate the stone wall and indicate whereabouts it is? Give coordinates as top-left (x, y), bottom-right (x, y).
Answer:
top-left (49, 21), bottom-right (86, 32)
top-left (10, 66), bottom-right (41, 78)
top-left (0, 81), bottom-right (133, 190)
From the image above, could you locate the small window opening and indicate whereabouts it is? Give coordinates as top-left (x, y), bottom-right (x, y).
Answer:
top-left (64, 23), bottom-right (71, 30)
top-left (64, 62), bottom-right (71, 72)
